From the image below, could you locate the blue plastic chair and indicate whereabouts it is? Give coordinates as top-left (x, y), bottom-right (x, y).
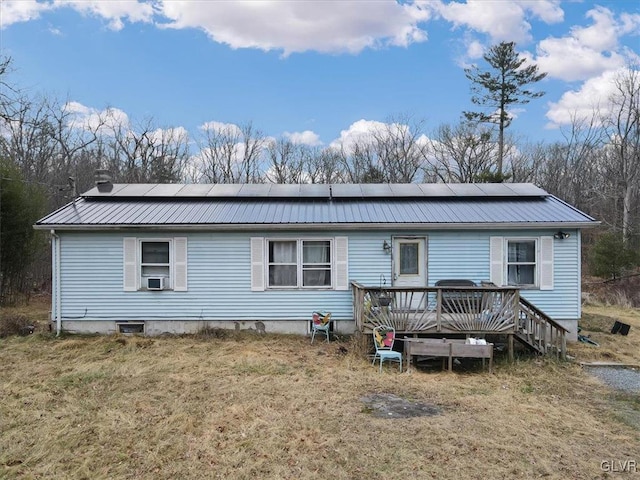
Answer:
top-left (311, 311), bottom-right (332, 343)
top-left (372, 325), bottom-right (403, 373)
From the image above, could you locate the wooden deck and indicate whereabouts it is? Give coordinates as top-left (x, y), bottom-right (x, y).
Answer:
top-left (351, 282), bottom-right (568, 360)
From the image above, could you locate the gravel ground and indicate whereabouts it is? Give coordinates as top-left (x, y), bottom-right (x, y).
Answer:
top-left (584, 366), bottom-right (640, 393)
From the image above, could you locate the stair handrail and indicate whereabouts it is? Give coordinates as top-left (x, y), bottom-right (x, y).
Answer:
top-left (519, 297), bottom-right (569, 333)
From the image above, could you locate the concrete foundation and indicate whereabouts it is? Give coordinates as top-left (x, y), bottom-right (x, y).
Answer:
top-left (55, 319), bottom-right (357, 337)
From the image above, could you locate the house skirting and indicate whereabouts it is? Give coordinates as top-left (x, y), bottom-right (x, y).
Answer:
top-left (53, 319), bottom-right (357, 336)
top-left (553, 319), bottom-right (578, 342)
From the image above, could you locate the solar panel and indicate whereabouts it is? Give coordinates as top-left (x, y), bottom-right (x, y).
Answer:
top-left (116, 184), bottom-right (157, 196)
top-left (388, 184), bottom-right (423, 197)
top-left (505, 183), bottom-right (548, 196)
top-left (175, 184), bottom-right (215, 196)
top-left (331, 184), bottom-right (363, 197)
top-left (207, 184), bottom-right (244, 197)
top-left (361, 184), bottom-right (393, 197)
top-left (417, 184), bottom-right (455, 196)
top-left (298, 184), bottom-right (331, 197)
top-left (269, 184), bottom-right (301, 197)
top-left (239, 184), bottom-right (271, 196)
top-left (144, 184), bottom-right (184, 196)
top-left (448, 184), bottom-right (486, 196)
top-left (476, 183), bottom-right (514, 196)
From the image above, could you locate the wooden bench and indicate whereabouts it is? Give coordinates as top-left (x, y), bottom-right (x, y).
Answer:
top-left (403, 338), bottom-right (493, 373)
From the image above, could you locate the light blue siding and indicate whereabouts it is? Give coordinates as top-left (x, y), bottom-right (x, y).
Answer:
top-left (59, 231), bottom-right (393, 323)
top-left (57, 228), bottom-right (581, 325)
top-left (428, 229), bottom-right (580, 319)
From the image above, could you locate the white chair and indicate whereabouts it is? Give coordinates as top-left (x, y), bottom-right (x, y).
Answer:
top-left (372, 325), bottom-right (403, 373)
top-left (311, 311), bottom-right (332, 343)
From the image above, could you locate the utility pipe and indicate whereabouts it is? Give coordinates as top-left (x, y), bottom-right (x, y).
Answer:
top-left (50, 230), bottom-right (61, 336)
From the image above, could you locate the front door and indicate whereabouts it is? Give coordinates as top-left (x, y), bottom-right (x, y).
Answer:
top-left (393, 237), bottom-right (427, 308)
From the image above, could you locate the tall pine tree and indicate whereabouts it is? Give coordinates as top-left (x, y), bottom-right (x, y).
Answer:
top-left (464, 42), bottom-right (547, 180)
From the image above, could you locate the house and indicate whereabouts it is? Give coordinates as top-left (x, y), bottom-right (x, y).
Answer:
top-left (35, 182), bottom-right (598, 343)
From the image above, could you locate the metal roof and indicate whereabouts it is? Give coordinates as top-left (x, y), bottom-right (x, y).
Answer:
top-left (35, 183), bottom-right (598, 230)
top-left (82, 182), bottom-right (549, 199)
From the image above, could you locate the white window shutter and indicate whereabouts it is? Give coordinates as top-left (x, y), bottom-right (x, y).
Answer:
top-left (335, 236), bottom-right (349, 290)
top-left (250, 237), bottom-right (265, 291)
top-left (489, 237), bottom-right (504, 286)
top-left (539, 236), bottom-right (554, 290)
top-left (174, 237), bottom-right (188, 291)
top-left (123, 237), bottom-right (137, 291)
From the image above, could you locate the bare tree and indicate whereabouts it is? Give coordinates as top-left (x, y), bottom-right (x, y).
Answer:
top-left (335, 115), bottom-right (428, 183)
top-left (0, 56), bottom-right (19, 123)
top-left (304, 147), bottom-right (343, 184)
top-left (535, 110), bottom-right (604, 210)
top-left (373, 116), bottom-right (428, 183)
top-left (0, 95), bottom-right (57, 183)
top-left (427, 122), bottom-right (496, 182)
top-left (105, 118), bottom-right (189, 183)
top-left (264, 138), bottom-right (305, 183)
top-left (197, 122), bottom-right (266, 183)
top-left (336, 140), bottom-right (378, 183)
top-left (606, 67), bottom-right (640, 243)
top-left (506, 141), bottom-right (546, 183)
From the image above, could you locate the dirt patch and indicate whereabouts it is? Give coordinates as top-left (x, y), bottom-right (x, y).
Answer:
top-left (360, 393), bottom-right (441, 418)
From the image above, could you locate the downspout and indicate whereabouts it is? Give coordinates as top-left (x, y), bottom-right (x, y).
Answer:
top-left (50, 230), bottom-right (61, 336)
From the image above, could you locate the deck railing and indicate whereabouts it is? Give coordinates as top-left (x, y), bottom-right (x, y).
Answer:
top-left (518, 297), bottom-right (568, 359)
top-left (351, 281), bottom-right (520, 334)
top-left (351, 282), bottom-right (567, 359)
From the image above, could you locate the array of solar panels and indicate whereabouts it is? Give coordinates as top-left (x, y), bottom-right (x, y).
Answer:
top-left (37, 196), bottom-right (597, 227)
top-left (83, 183), bottom-right (549, 199)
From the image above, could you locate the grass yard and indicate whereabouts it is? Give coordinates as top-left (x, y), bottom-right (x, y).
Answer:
top-left (1, 297), bottom-right (639, 479)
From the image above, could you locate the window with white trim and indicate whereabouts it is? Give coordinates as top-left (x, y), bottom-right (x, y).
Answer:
top-left (140, 240), bottom-right (171, 288)
top-left (506, 239), bottom-right (536, 286)
top-left (123, 237), bottom-right (188, 292)
top-left (267, 239), bottom-right (332, 289)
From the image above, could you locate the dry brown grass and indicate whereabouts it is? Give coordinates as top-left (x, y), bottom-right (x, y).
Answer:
top-left (1, 299), bottom-right (639, 479)
top-left (573, 304), bottom-right (640, 365)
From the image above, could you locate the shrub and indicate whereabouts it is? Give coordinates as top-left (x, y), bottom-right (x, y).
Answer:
top-left (0, 314), bottom-right (35, 337)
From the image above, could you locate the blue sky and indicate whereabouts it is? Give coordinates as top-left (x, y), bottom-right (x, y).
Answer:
top-left (1, 0), bottom-right (638, 151)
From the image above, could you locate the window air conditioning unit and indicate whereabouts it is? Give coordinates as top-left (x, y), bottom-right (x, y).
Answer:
top-left (147, 277), bottom-right (164, 290)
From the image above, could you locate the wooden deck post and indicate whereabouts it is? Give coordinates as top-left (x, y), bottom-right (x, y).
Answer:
top-left (508, 334), bottom-right (514, 362)
top-left (436, 289), bottom-right (442, 332)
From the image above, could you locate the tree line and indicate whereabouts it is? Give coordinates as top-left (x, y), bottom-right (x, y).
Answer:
top-left (1, 44), bottom-right (638, 303)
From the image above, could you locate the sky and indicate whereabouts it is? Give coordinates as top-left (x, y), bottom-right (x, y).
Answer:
top-left (0, 0), bottom-right (639, 152)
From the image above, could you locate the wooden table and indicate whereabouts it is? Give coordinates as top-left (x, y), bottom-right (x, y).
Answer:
top-left (402, 338), bottom-right (493, 373)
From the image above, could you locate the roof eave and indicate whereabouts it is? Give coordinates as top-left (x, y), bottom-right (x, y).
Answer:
top-left (34, 221), bottom-right (601, 231)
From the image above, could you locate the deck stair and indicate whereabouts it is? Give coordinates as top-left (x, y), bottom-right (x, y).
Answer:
top-left (515, 297), bottom-right (567, 359)
top-left (352, 282), bottom-right (568, 361)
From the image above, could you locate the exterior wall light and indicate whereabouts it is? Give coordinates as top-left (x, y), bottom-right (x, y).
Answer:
top-left (383, 240), bottom-right (392, 253)
top-left (553, 231), bottom-right (570, 240)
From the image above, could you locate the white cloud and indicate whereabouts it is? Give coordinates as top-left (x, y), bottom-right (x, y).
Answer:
top-left (158, 1), bottom-right (430, 55)
top-left (63, 101), bottom-right (130, 132)
top-left (535, 6), bottom-right (639, 82)
top-left (465, 39), bottom-right (484, 59)
top-left (545, 69), bottom-right (628, 127)
top-left (329, 119), bottom-right (388, 151)
top-left (430, 0), bottom-right (563, 44)
top-left (54, 0), bottom-right (154, 30)
top-left (199, 121), bottom-right (243, 137)
top-left (0, 0), bottom-right (53, 27)
top-left (329, 118), bottom-right (430, 153)
top-left (283, 130), bottom-right (322, 146)
top-left (0, 0), bottom-right (154, 30)
top-left (149, 126), bottom-right (189, 145)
